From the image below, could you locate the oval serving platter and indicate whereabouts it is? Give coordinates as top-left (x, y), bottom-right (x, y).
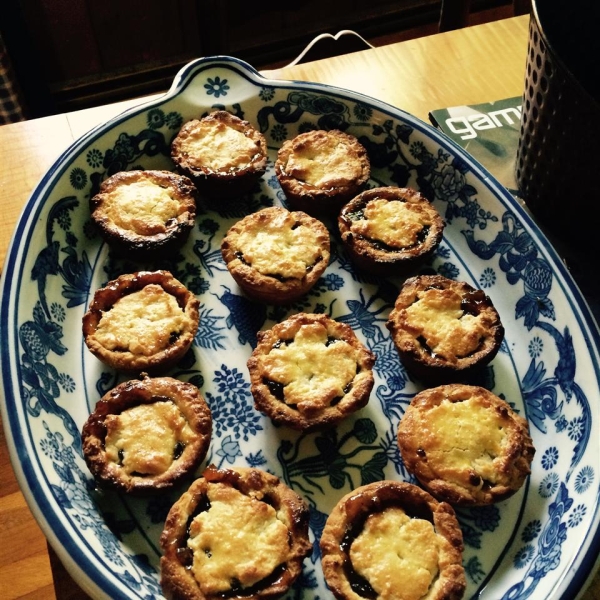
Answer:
top-left (1, 56), bottom-right (599, 599)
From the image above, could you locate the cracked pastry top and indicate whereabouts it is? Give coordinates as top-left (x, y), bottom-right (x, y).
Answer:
top-left (171, 110), bottom-right (268, 199)
top-left (160, 465), bottom-right (312, 600)
top-left (82, 270), bottom-right (199, 373)
top-left (221, 206), bottom-right (330, 304)
top-left (89, 169), bottom-right (197, 259)
top-left (275, 129), bottom-right (370, 215)
top-left (320, 480), bottom-right (466, 600)
top-left (398, 384), bottom-right (535, 506)
top-left (338, 186), bottom-right (445, 277)
top-left (386, 274), bottom-right (504, 382)
top-left (247, 312), bottom-right (375, 431)
top-left (81, 375), bottom-right (212, 494)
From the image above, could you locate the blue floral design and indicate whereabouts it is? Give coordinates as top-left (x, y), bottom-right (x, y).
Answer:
top-left (541, 447), bottom-right (559, 470)
top-left (574, 466), bottom-right (594, 494)
top-left (204, 76), bottom-right (230, 97)
top-left (271, 123), bottom-right (287, 141)
top-left (69, 167), bottom-right (87, 190)
top-left (506, 484), bottom-right (573, 598)
top-left (514, 545), bottom-right (535, 568)
top-left (165, 111), bottom-right (183, 129)
top-left (86, 148), bottom-right (103, 168)
top-left (555, 415), bottom-right (568, 432)
top-left (437, 261), bottom-right (460, 279)
top-left (522, 520), bottom-right (542, 542)
top-left (50, 302), bottom-right (66, 322)
top-left (568, 504), bottom-right (586, 528)
top-left (206, 365), bottom-right (262, 442)
top-left (465, 556), bottom-right (486, 584)
top-left (215, 435), bottom-right (243, 465)
top-left (528, 336), bottom-right (543, 358)
top-left (146, 108), bottom-right (165, 129)
top-left (58, 373), bottom-right (75, 393)
top-left (246, 450), bottom-right (268, 467)
top-left (194, 308), bottom-right (227, 351)
top-left (353, 103), bottom-right (372, 121)
top-left (323, 272), bottom-right (344, 291)
top-left (567, 416), bottom-right (586, 443)
top-left (479, 267), bottom-right (496, 288)
top-left (539, 473), bottom-right (560, 498)
top-left (259, 87), bottom-right (275, 102)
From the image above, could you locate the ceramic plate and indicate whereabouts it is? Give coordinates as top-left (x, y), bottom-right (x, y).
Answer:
top-left (1, 56), bottom-right (599, 599)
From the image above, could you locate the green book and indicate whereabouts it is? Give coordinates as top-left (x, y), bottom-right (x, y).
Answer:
top-left (429, 96), bottom-right (522, 193)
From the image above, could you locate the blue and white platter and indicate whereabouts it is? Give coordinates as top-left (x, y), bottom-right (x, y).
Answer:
top-left (1, 56), bottom-right (600, 599)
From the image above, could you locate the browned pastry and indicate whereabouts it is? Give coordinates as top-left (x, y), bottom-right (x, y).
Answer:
top-left (82, 270), bottom-right (199, 373)
top-left (221, 206), bottom-right (330, 304)
top-left (160, 464), bottom-right (312, 600)
top-left (171, 110), bottom-right (268, 199)
top-left (320, 480), bottom-right (466, 600)
top-left (398, 384), bottom-right (535, 506)
top-left (275, 129), bottom-right (370, 215)
top-left (247, 312), bottom-right (375, 431)
top-left (89, 169), bottom-right (197, 259)
top-left (386, 274), bottom-right (504, 382)
top-left (338, 186), bottom-right (445, 277)
top-left (81, 374), bottom-right (212, 494)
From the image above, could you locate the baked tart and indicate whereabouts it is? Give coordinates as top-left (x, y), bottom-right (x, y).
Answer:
top-left (398, 384), bottom-right (535, 506)
top-left (82, 270), bottom-right (199, 373)
top-left (320, 480), bottom-right (466, 600)
top-left (81, 375), bottom-right (212, 494)
top-left (160, 465), bottom-right (312, 600)
top-left (275, 129), bottom-right (370, 215)
top-left (247, 312), bottom-right (375, 431)
top-left (386, 274), bottom-right (504, 382)
top-left (338, 186), bottom-right (445, 276)
top-left (221, 206), bottom-right (330, 304)
top-left (171, 110), bottom-right (268, 199)
top-left (89, 169), bottom-right (197, 259)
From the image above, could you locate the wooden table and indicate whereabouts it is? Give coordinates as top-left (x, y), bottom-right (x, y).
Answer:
top-left (1, 15), bottom-right (599, 599)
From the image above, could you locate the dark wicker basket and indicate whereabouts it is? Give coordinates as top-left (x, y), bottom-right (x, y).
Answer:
top-left (515, 1), bottom-right (600, 249)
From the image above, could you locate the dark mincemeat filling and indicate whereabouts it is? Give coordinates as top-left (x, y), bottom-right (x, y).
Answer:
top-left (460, 289), bottom-right (489, 316)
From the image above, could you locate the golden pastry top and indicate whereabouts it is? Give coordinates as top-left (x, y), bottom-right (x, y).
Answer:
top-left (403, 286), bottom-right (489, 360)
top-left (283, 130), bottom-right (367, 188)
top-left (350, 506), bottom-right (440, 600)
top-left (351, 198), bottom-right (436, 248)
top-left (397, 384), bottom-right (535, 506)
top-left (414, 395), bottom-right (507, 485)
top-left (99, 179), bottom-right (180, 235)
top-left (104, 400), bottom-right (194, 476)
top-left (92, 284), bottom-right (191, 356)
top-left (262, 320), bottom-right (358, 409)
top-left (177, 118), bottom-right (261, 171)
top-left (188, 482), bottom-right (291, 594)
top-left (231, 207), bottom-right (325, 279)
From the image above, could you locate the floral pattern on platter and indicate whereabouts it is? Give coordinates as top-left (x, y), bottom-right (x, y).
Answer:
top-left (3, 57), bottom-right (599, 599)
